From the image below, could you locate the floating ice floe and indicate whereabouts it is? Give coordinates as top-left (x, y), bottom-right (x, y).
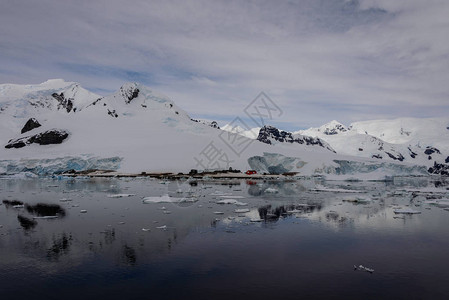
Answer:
top-left (142, 228), bottom-right (151, 232)
top-left (393, 208), bottom-right (421, 214)
top-left (312, 187), bottom-right (365, 193)
top-left (219, 195), bottom-right (245, 199)
top-left (107, 194), bottom-right (136, 198)
top-left (210, 191), bottom-right (232, 196)
top-left (32, 216), bottom-right (58, 219)
top-left (142, 194), bottom-right (197, 204)
top-left (213, 211), bottom-right (224, 215)
top-left (354, 265), bottom-right (374, 273)
top-left (156, 225), bottom-right (167, 229)
top-left (80, 210), bottom-right (87, 213)
top-left (234, 208), bottom-right (250, 213)
top-left (265, 188), bottom-right (278, 193)
top-left (250, 218), bottom-right (263, 222)
top-left (142, 194), bottom-right (181, 203)
top-left (424, 199), bottom-right (449, 208)
top-left (343, 197), bottom-right (371, 204)
top-left (59, 198), bottom-right (72, 202)
top-left (216, 199), bottom-right (248, 206)
top-left (13, 205), bottom-right (24, 208)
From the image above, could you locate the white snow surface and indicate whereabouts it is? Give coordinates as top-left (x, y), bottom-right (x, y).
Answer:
top-left (221, 124), bottom-right (260, 139)
top-left (0, 79), bottom-right (444, 179)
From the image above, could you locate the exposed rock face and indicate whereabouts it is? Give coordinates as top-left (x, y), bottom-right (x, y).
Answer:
top-left (120, 85), bottom-right (140, 104)
top-left (424, 146), bottom-right (440, 155)
top-left (323, 123), bottom-right (347, 135)
top-left (385, 151), bottom-right (405, 161)
top-left (5, 130), bottom-right (69, 149)
top-left (21, 118), bottom-right (41, 134)
top-left (52, 92), bottom-right (75, 113)
top-left (257, 125), bottom-right (335, 153)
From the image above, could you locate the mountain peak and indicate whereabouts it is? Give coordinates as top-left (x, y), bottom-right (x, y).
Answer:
top-left (119, 82), bottom-right (140, 104)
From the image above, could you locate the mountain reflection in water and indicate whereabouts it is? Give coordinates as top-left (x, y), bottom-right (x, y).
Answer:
top-left (0, 176), bottom-right (449, 300)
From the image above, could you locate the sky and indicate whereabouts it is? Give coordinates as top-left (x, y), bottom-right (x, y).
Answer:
top-left (1, 0), bottom-right (448, 131)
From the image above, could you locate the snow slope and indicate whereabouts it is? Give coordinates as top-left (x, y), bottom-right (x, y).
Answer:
top-left (0, 79), bottom-right (439, 178)
top-left (221, 124), bottom-right (260, 139)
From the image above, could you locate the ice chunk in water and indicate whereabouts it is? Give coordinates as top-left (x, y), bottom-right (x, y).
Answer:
top-left (142, 194), bottom-right (181, 203)
top-left (354, 265), bottom-right (374, 273)
top-left (393, 208), bottom-right (421, 214)
top-left (216, 199), bottom-right (248, 206)
top-left (107, 194), bottom-right (136, 198)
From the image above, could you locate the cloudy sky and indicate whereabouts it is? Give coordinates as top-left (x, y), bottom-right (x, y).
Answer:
top-left (1, 0), bottom-right (448, 130)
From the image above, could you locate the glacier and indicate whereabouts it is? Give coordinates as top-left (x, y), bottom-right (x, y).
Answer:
top-left (0, 156), bottom-right (122, 175)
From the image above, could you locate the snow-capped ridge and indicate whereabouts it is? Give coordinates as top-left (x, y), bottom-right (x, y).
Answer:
top-left (257, 125), bottom-right (335, 153)
top-left (85, 82), bottom-right (191, 122)
top-left (294, 117), bottom-right (449, 171)
top-left (296, 120), bottom-right (347, 136)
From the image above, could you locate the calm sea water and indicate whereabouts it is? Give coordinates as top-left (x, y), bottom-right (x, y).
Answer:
top-left (1, 177), bottom-right (449, 300)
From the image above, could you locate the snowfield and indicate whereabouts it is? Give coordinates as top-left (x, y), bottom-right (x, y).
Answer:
top-left (0, 79), bottom-right (447, 179)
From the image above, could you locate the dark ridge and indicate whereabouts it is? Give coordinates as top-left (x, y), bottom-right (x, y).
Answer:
top-left (385, 152), bottom-right (405, 161)
top-left (5, 129), bottom-right (69, 149)
top-left (257, 125), bottom-right (335, 152)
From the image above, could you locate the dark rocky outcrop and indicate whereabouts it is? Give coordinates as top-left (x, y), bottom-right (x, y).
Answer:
top-left (408, 147), bottom-right (417, 158)
top-left (21, 118), bottom-right (41, 134)
top-left (424, 146), bottom-right (440, 155)
top-left (120, 85), bottom-right (140, 104)
top-left (428, 162), bottom-right (449, 176)
top-left (323, 124), bottom-right (347, 135)
top-left (5, 129), bottom-right (69, 149)
top-left (52, 92), bottom-right (74, 113)
top-left (257, 125), bottom-right (335, 152)
top-left (385, 151), bottom-right (405, 161)
top-left (107, 109), bottom-right (118, 118)
top-left (191, 119), bottom-right (220, 129)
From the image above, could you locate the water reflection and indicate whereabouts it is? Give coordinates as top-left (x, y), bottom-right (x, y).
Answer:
top-left (17, 215), bottom-right (37, 230)
top-left (47, 233), bottom-right (72, 261)
top-left (26, 203), bottom-right (66, 217)
top-left (0, 176), bottom-right (449, 299)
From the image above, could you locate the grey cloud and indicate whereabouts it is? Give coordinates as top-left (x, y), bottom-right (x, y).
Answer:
top-left (0, 0), bottom-right (448, 129)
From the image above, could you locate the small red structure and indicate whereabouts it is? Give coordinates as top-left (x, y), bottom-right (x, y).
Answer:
top-left (245, 170), bottom-right (257, 175)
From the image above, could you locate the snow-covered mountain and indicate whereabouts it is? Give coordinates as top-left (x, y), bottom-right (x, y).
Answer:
top-left (0, 79), bottom-right (442, 178)
top-left (296, 118), bottom-right (449, 170)
top-left (256, 125), bottom-right (335, 153)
